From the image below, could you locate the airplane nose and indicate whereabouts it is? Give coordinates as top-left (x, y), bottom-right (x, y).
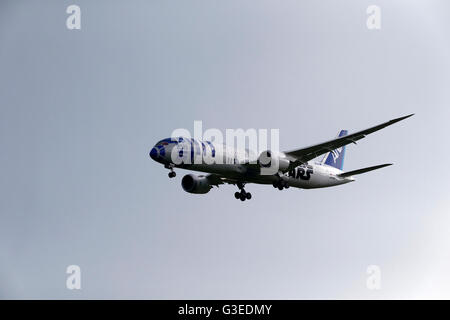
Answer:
top-left (149, 147), bottom-right (158, 160)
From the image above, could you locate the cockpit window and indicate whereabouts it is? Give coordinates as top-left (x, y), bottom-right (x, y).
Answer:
top-left (156, 138), bottom-right (178, 146)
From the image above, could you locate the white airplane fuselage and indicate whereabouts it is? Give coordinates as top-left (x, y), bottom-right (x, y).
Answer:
top-left (150, 115), bottom-right (412, 200)
top-left (150, 137), bottom-right (354, 190)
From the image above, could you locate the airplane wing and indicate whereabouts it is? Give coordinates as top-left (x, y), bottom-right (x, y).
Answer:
top-left (284, 114), bottom-right (414, 164)
top-left (205, 174), bottom-right (237, 187)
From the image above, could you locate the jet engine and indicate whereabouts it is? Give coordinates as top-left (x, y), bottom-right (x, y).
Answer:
top-left (258, 150), bottom-right (290, 172)
top-left (181, 174), bottom-right (212, 194)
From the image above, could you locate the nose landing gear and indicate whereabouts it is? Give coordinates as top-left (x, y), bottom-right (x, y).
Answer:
top-left (234, 182), bottom-right (252, 201)
top-left (165, 164), bottom-right (176, 178)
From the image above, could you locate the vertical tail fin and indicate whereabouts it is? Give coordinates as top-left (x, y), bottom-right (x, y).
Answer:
top-left (322, 130), bottom-right (348, 170)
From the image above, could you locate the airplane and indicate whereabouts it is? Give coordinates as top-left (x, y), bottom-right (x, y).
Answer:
top-left (149, 114), bottom-right (413, 201)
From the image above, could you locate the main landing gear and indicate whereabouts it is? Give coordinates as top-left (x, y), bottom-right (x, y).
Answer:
top-left (234, 182), bottom-right (252, 201)
top-left (273, 179), bottom-right (289, 190)
top-left (165, 164), bottom-right (176, 178)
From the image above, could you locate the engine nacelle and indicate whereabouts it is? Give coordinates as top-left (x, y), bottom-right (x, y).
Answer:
top-left (258, 150), bottom-right (290, 172)
top-left (181, 174), bottom-right (212, 194)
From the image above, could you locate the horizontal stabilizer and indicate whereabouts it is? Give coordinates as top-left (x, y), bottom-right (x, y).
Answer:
top-left (338, 163), bottom-right (392, 178)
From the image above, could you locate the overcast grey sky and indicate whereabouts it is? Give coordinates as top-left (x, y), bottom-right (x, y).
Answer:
top-left (1, 0), bottom-right (450, 299)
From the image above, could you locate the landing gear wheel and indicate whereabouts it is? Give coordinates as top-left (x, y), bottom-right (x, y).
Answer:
top-left (235, 183), bottom-right (252, 201)
top-left (272, 182), bottom-right (278, 188)
top-left (278, 185), bottom-right (283, 190)
top-left (168, 171), bottom-right (176, 178)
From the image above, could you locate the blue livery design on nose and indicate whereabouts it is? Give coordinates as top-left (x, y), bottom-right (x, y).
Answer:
top-left (157, 145), bottom-right (166, 157)
top-left (149, 147), bottom-right (158, 160)
top-left (150, 137), bottom-right (180, 162)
